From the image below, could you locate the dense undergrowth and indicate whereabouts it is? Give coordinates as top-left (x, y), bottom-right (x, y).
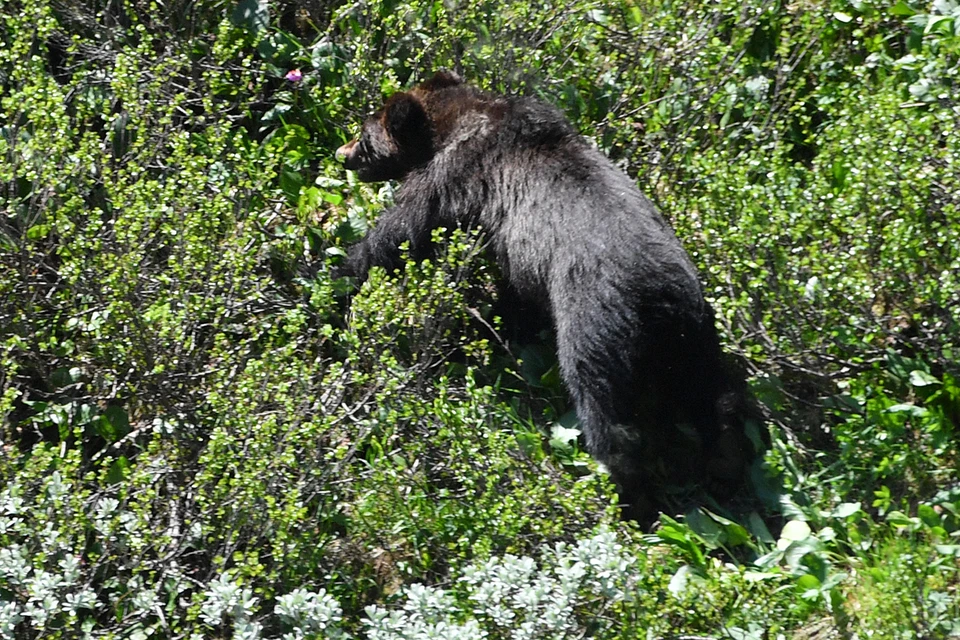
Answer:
top-left (1, 0), bottom-right (958, 637)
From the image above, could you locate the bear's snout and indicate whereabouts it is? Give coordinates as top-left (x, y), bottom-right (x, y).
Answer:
top-left (336, 140), bottom-right (359, 168)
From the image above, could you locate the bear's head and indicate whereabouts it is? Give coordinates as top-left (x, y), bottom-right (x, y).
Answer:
top-left (336, 71), bottom-right (465, 182)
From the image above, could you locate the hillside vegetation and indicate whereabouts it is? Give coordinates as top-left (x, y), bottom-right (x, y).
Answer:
top-left (1, 0), bottom-right (958, 637)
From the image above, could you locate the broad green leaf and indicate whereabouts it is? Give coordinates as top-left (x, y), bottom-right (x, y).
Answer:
top-left (890, 0), bottom-right (917, 16)
top-left (909, 370), bottom-right (940, 387)
top-left (550, 424), bottom-right (581, 445)
top-left (778, 520), bottom-right (811, 549)
top-left (885, 403), bottom-right (929, 417)
top-left (831, 502), bottom-right (861, 518)
top-left (668, 565), bottom-right (694, 595)
top-left (231, 0), bottom-right (269, 32)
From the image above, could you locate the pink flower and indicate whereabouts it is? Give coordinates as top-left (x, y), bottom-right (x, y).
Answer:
top-left (285, 68), bottom-right (303, 83)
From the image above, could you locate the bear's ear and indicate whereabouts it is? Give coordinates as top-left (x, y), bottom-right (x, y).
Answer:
top-left (381, 92), bottom-right (431, 145)
top-left (417, 70), bottom-right (463, 92)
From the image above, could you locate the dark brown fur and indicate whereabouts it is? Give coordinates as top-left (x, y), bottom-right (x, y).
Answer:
top-left (336, 72), bottom-right (753, 517)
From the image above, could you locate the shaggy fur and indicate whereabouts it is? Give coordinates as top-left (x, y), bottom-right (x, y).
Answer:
top-left (336, 71), bottom-right (750, 515)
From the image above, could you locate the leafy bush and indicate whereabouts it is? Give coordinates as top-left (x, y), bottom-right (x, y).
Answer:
top-left (2, 0), bottom-right (959, 637)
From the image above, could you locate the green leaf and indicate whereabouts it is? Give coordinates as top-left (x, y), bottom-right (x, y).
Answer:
top-left (549, 424), bottom-right (581, 445)
top-left (335, 213), bottom-right (369, 243)
top-left (831, 502), bottom-right (861, 518)
top-left (539, 364), bottom-right (562, 390)
top-left (886, 510), bottom-right (920, 529)
top-left (909, 370), bottom-right (940, 387)
top-left (96, 405), bottom-right (130, 443)
top-left (780, 520), bottom-right (811, 544)
top-left (701, 509), bottom-right (752, 546)
top-left (280, 168), bottom-right (304, 201)
top-left (686, 508), bottom-right (723, 548)
top-left (26, 224), bottom-right (50, 240)
top-left (754, 549), bottom-right (784, 570)
top-left (890, 0), bottom-right (917, 16)
top-left (796, 573), bottom-right (821, 590)
top-left (517, 344), bottom-right (557, 387)
top-left (917, 503), bottom-right (940, 527)
top-left (668, 565), bottom-right (695, 594)
top-left (885, 403), bottom-right (929, 417)
top-left (514, 431), bottom-right (541, 456)
top-left (107, 456), bottom-right (131, 484)
top-left (322, 192), bottom-right (344, 206)
top-left (231, 0), bottom-right (270, 33)
top-left (743, 570), bottom-right (779, 582)
top-left (779, 496), bottom-right (807, 520)
top-left (823, 571), bottom-right (847, 591)
top-left (311, 41), bottom-right (341, 74)
top-left (784, 538), bottom-right (824, 572)
top-left (748, 512), bottom-right (776, 545)
top-left (77, 403), bottom-right (96, 426)
top-left (934, 545), bottom-right (960, 556)
top-left (924, 14), bottom-right (955, 34)
top-left (656, 517), bottom-right (707, 568)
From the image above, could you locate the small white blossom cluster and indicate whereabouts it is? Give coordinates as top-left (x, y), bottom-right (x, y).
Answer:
top-left (364, 528), bottom-right (637, 640)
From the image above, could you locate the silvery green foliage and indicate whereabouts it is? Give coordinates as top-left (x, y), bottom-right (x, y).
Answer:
top-left (364, 584), bottom-right (485, 640)
top-left (275, 588), bottom-right (346, 640)
top-left (0, 480), bottom-right (99, 638)
top-left (200, 578), bottom-right (347, 640)
top-left (2, 473), bottom-right (628, 640)
top-left (0, 601), bottom-right (21, 640)
top-left (0, 471), bottom-right (353, 639)
top-left (364, 528), bottom-right (636, 640)
top-left (200, 574), bottom-right (263, 639)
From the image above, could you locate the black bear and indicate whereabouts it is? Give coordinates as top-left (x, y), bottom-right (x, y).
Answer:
top-left (336, 71), bottom-right (749, 515)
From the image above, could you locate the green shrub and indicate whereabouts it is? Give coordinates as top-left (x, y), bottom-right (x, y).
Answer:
top-left (2, 0), bottom-right (959, 637)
